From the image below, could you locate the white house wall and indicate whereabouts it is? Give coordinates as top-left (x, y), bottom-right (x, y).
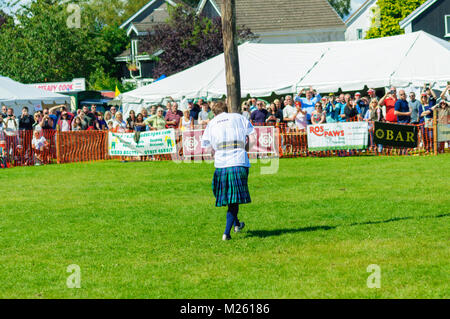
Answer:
top-left (345, 2), bottom-right (378, 41)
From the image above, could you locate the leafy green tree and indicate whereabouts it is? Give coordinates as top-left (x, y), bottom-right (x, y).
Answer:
top-left (0, 0), bottom-right (127, 85)
top-left (0, 10), bottom-right (10, 29)
top-left (366, 0), bottom-right (426, 39)
top-left (328, 0), bottom-right (351, 18)
top-left (88, 66), bottom-right (135, 92)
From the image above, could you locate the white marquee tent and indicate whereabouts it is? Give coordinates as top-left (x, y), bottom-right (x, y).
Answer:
top-left (120, 31), bottom-right (450, 114)
top-left (0, 76), bottom-right (70, 115)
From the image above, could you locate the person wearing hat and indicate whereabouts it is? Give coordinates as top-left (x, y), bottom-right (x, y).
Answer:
top-left (201, 101), bottom-right (255, 241)
top-left (325, 93), bottom-right (338, 123)
top-left (422, 84), bottom-right (437, 107)
top-left (435, 99), bottom-right (449, 124)
top-left (435, 98), bottom-right (449, 152)
top-left (355, 92), bottom-right (369, 119)
top-left (187, 99), bottom-right (200, 121)
top-left (368, 89), bottom-right (377, 100)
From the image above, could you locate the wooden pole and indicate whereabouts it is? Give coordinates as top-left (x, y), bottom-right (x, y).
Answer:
top-left (221, 0), bottom-right (241, 113)
top-left (433, 109), bottom-right (438, 155)
top-left (55, 128), bottom-right (61, 164)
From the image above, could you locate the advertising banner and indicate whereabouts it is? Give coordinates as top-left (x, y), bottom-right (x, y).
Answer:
top-left (109, 129), bottom-right (177, 156)
top-left (28, 78), bottom-right (86, 93)
top-left (307, 122), bottom-right (369, 151)
top-left (182, 129), bottom-right (212, 157)
top-left (248, 126), bottom-right (277, 154)
top-left (182, 126), bottom-right (277, 157)
top-left (373, 122), bottom-right (418, 148)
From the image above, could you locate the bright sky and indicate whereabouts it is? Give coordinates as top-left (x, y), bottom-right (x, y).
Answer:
top-left (351, 0), bottom-right (367, 11)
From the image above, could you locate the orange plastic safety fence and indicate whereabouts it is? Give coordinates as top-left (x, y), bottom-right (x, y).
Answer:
top-left (56, 130), bottom-right (109, 164)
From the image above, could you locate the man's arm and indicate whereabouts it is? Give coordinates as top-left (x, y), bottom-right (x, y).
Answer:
top-left (48, 105), bottom-right (62, 113)
top-left (394, 102), bottom-right (412, 116)
top-left (378, 91), bottom-right (388, 106)
top-left (429, 86), bottom-right (437, 99)
top-left (441, 84), bottom-right (449, 100)
top-left (282, 109), bottom-right (290, 122)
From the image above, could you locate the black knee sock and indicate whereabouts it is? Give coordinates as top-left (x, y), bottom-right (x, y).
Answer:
top-left (228, 204), bottom-right (240, 227)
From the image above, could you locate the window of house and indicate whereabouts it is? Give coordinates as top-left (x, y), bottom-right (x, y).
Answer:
top-left (445, 15), bottom-right (450, 37)
top-left (357, 29), bottom-right (363, 40)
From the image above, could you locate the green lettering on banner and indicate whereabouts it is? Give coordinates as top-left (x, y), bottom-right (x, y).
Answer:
top-left (108, 129), bottom-right (176, 156)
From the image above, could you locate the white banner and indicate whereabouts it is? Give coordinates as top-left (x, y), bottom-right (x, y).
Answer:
top-left (109, 129), bottom-right (177, 156)
top-left (28, 78), bottom-right (86, 93)
top-left (307, 122), bottom-right (369, 151)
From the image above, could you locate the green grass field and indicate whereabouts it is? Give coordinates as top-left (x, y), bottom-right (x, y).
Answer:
top-left (0, 154), bottom-right (449, 299)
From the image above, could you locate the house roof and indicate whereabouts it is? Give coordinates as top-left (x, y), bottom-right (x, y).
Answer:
top-left (120, 0), bottom-right (188, 30)
top-left (201, 0), bottom-right (346, 34)
top-left (400, 0), bottom-right (440, 28)
top-left (345, 0), bottom-right (377, 25)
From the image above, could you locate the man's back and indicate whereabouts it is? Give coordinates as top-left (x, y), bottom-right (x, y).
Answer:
top-left (201, 112), bottom-right (254, 168)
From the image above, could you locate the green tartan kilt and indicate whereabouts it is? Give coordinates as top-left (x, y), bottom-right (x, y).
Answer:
top-left (212, 166), bottom-right (251, 207)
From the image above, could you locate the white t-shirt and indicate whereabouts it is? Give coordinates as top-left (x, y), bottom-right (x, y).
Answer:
top-left (113, 120), bottom-right (127, 132)
top-left (32, 136), bottom-right (47, 150)
top-left (61, 120), bottom-right (71, 132)
top-left (283, 105), bottom-right (296, 128)
top-left (295, 112), bottom-right (308, 130)
top-left (201, 112), bottom-right (255, 168)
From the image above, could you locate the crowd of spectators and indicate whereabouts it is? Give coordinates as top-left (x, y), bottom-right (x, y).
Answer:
top-left (1, 83), bottom-right (448, 167)
top-left (240, 84), bottom-right (449, 132)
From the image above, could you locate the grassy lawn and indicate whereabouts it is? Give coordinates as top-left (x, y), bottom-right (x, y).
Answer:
top-left (0, 154), bottom-right (449, 299)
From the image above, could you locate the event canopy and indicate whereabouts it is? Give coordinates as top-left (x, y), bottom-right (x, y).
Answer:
top-left (120, 31), bottom-right (450, 108)
top-left (0, 76), bottom-right (70, 115)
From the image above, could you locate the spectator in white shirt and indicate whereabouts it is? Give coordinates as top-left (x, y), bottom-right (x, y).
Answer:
top-left (282, 95), bottom-right (296, 130)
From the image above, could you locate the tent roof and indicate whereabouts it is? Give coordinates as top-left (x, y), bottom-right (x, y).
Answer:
top-left (120, 31), bottom-right (450, 104)
top-left (0, 76), bottom-right (70, 106)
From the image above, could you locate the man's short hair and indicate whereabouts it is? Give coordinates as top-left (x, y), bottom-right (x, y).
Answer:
top-left (22, 106), bottom-right (29, 111)
top-left (212, 101), bottom-right (228, 115)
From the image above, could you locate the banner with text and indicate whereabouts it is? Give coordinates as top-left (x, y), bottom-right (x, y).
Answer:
top-left (28, 78), bottom-right (86, 93)
top-left (109, 130), bottom-right (177, 156)
top-left (307, 122), bottom-right (369, 151)
top-left (373, 122), bottom-right (418, 148)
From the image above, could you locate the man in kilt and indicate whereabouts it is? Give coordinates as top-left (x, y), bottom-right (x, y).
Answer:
top-left (201, 101), bottom-right (255, 241)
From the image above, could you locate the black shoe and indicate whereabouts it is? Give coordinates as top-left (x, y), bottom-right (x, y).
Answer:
top-left (222, 234), bottom-right (232, 241)
top-left (234, 222), bottom-right (245, 233)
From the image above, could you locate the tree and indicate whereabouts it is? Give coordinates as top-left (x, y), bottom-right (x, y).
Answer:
top-left (0, 0), bottom-right (128, 84)
top-left (328, 0), bottom-right (351, 18)
top-left (365, 0), bottom-right (426, 39)
top-left (140, 4), bottom-right (255, 79)
top-left (0, 10), bottom-right (9, 29)
top-left (87, 0), bottom-right (197, 26)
